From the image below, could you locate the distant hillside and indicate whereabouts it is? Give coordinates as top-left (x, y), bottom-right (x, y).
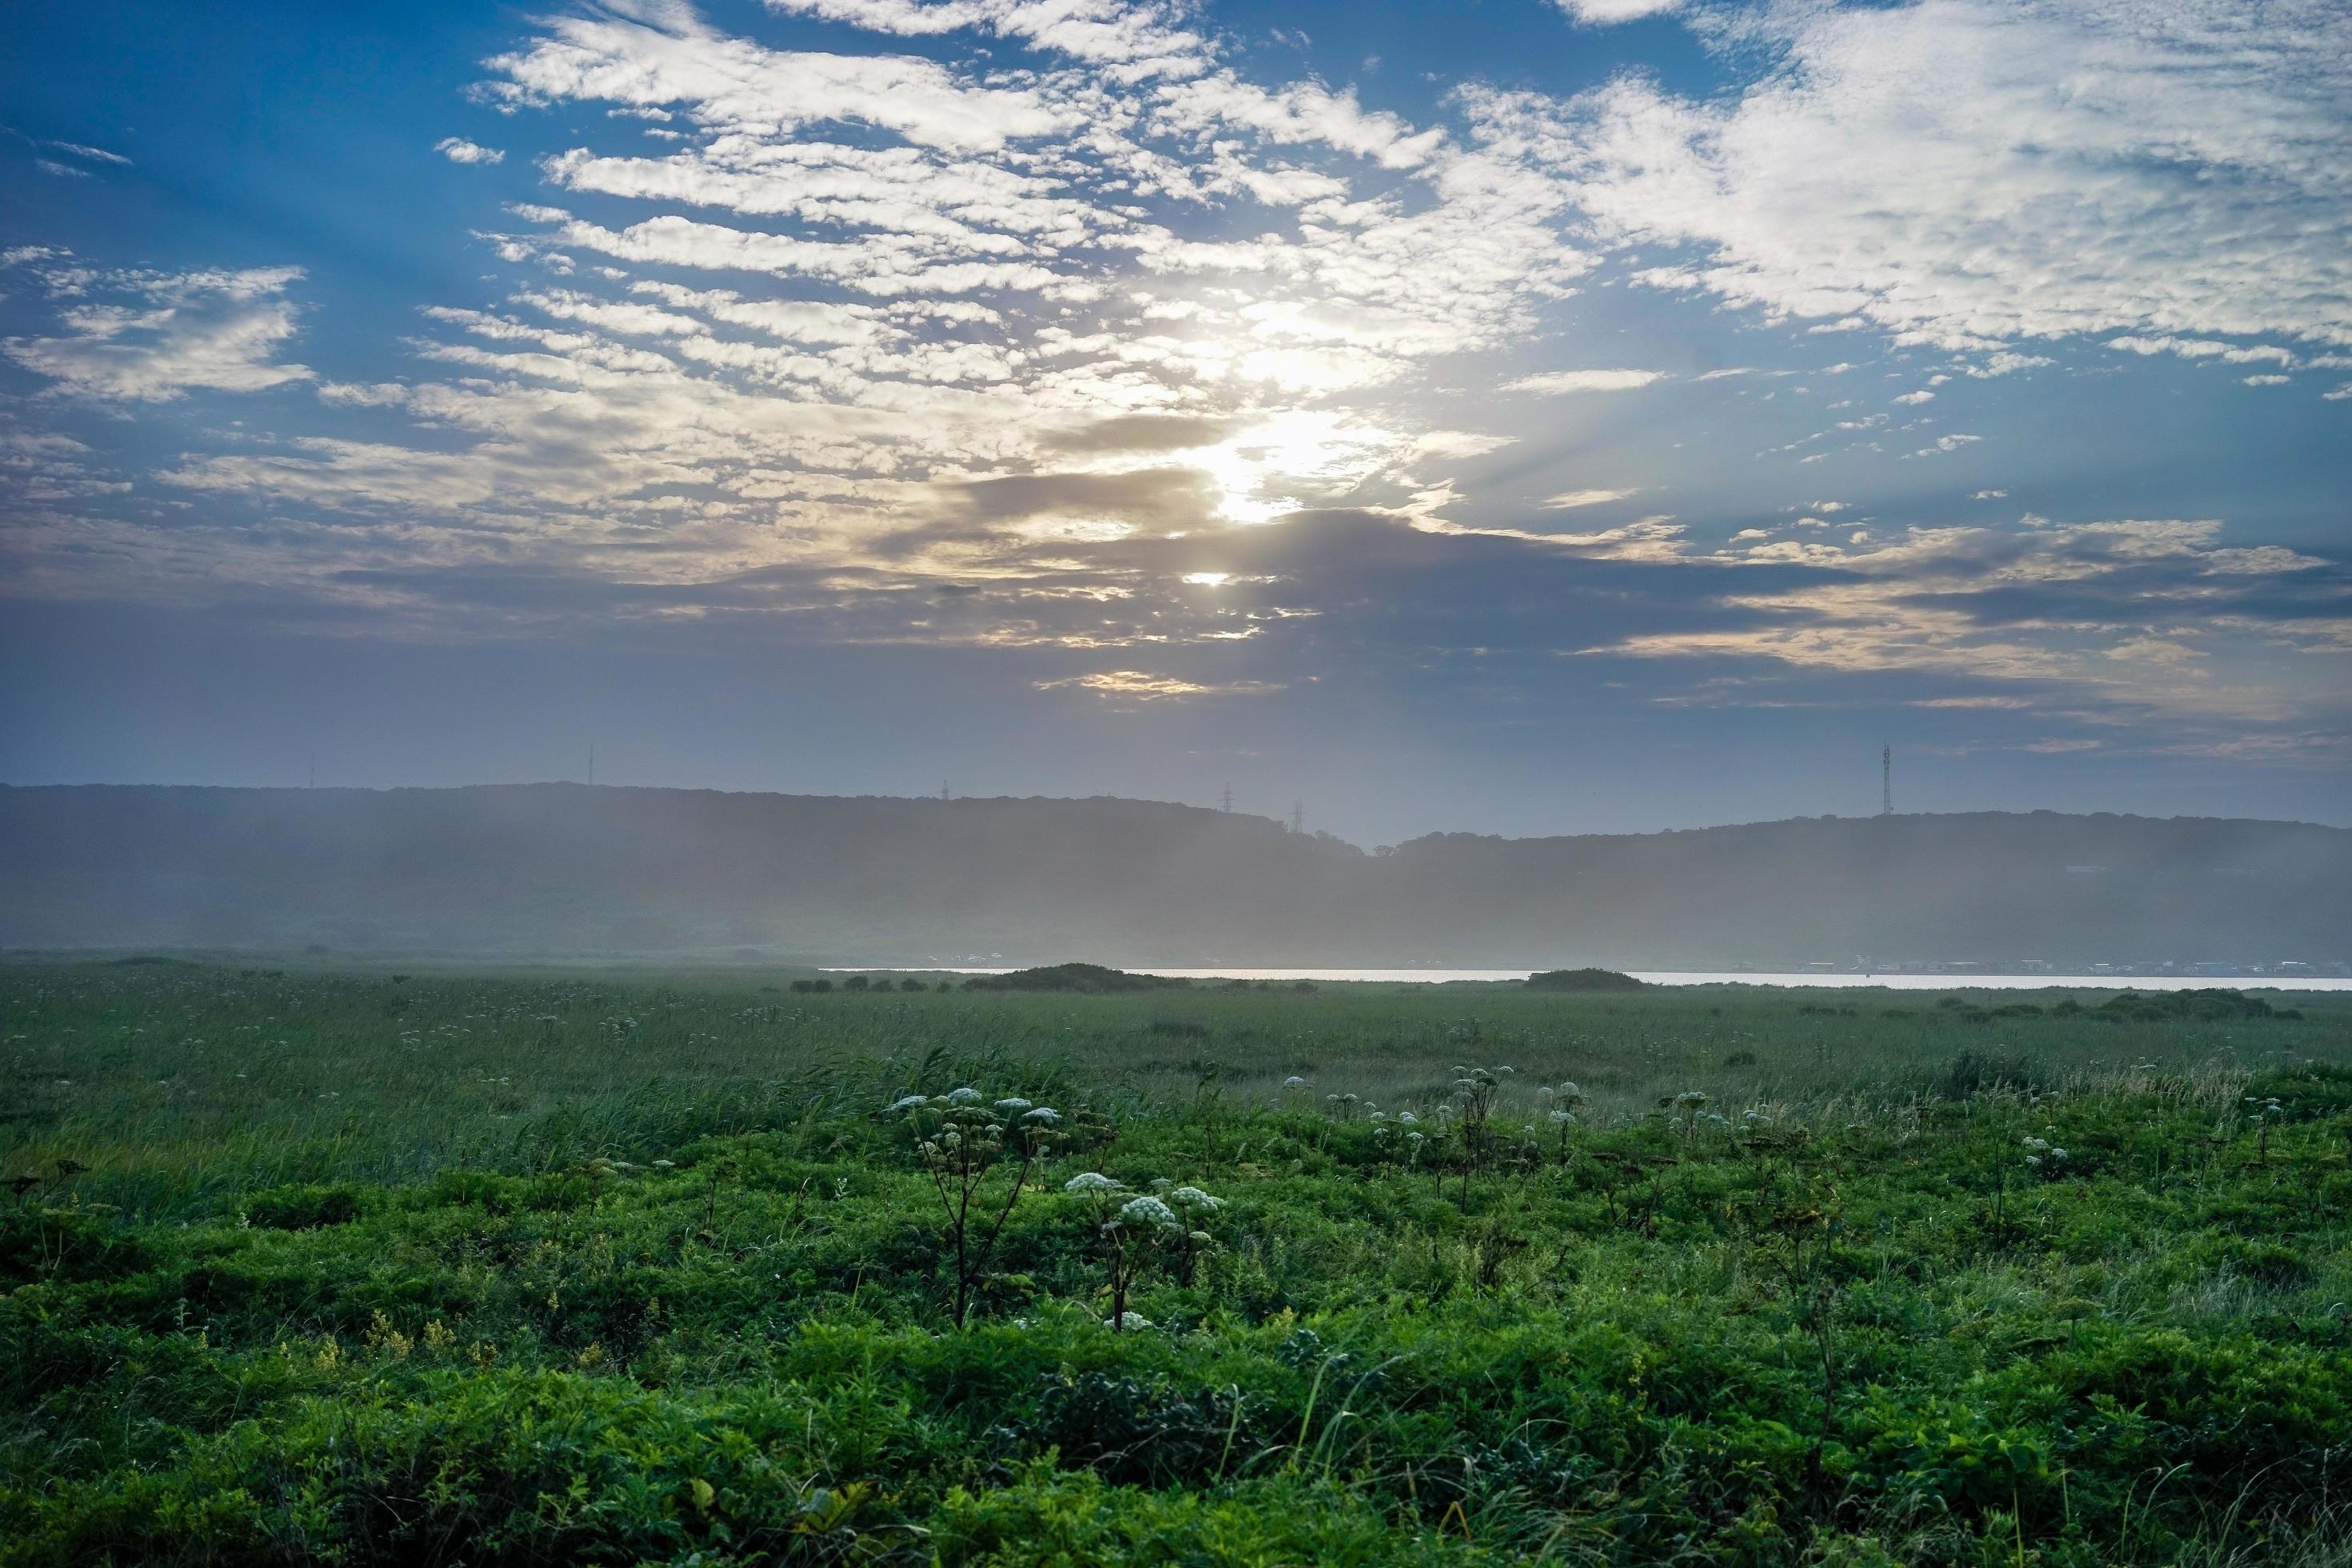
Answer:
top-left (0, 785), bottom-right (2344, 970)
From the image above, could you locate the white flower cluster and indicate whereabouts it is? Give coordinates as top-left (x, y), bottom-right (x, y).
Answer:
top-left (2022, 1135), bottom-right (2070, 1171)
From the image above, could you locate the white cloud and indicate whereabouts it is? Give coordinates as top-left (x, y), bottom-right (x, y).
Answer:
top-left (1578, 514), bottom-right (2333, 722)
top-left (1544, 0), bottom-right (2352, 358)
top-left (1034, 669), bottom-right (1280, 699)
top-left (437, 137), bottom-right (506, 165)
top-left (2, 266), bottom-right (311, 402)
top-left (1552, 0), bottom-right (1682, 24)
top-left (483, 6), bottom-right (1073, 152)
top-left (46, 140), bottom-right (133, 168)
top-left (2107, 336), bottom-right (2294, 366)
top-left (1499, 368), bottom-right (1664, 394)
top-left (2, 0), bottom-right (2335, 763)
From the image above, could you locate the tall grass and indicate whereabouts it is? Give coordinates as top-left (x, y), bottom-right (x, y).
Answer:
top-left (2, 962), bottom-right (2347, 1566)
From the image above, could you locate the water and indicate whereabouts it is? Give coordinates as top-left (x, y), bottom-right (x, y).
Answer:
top-left (838, 966), bottom-right (2352, 991)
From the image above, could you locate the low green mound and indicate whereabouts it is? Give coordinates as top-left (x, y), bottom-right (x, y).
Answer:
top-left (1525, 966), bottom-right (1648, 992)
top-left (962, 962), bottom-right (1192, 993)
top-left (2094, 988), bottom-right (2278, 1022)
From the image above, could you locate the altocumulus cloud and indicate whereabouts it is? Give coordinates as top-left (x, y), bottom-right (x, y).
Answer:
top-left (0, 0), bottom-right (2343, 770)
top-left (0, 254), bottom-right (310, 401)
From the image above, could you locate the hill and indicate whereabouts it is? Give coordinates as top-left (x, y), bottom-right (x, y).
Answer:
top-left (0, 784), bottom-right (2344, 970)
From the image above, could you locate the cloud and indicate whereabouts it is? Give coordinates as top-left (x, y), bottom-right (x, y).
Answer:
top-left (1043, 414), bottom-right (1235, 454)
top-left (2107, 336), bottom-right (2294, 366)
top-left (46, 140), bottom-right (133, 168)
top-left (1543, 0), bottom-right (2352, 358)
top-left (1552, 0), bottom-right (1682, 23)
top-left (1541, 487), bottom-right (1638, 510)
top-left (1575, 513), bottom-right (2342, 726)
top-left (1, 0), bottom-right (2338, 778)
top-left (1500, 368), bottom-right (1664, 394)
top-left (2, 266), bottom-right (311, 401)
top-left (437, 137), bottom-right (506, 165)
top-left (482, 6), bottom-right (1073, 152)
top-left (1418, 514), bottom-right (1690, 561)
top-left (1034, 670), bottom-right (1281, 700)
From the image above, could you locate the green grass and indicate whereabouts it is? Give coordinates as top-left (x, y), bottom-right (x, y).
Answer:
top-left (4, 962), bottom-right (2350, 1565)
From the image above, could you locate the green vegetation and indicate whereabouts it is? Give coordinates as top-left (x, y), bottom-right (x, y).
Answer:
top-left (958, 963), bottom-right (1194, 994)
top-left (1526, 969), bottom-right (1650, 993)
top-left (4, 962), bottom-right (2350, 1565)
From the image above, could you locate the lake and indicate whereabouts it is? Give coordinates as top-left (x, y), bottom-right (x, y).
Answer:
top-left (842, 966), bottom-right (2352, 991)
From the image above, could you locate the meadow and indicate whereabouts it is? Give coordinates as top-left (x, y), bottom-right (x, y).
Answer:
top-left (4, 959), bottom-right (2350, 1565)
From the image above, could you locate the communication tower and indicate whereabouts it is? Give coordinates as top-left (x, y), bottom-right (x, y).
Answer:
top-left (1882, 745), bottom-right (1892, 817)
top-left (1290, 798), bottom-right (1305, 835)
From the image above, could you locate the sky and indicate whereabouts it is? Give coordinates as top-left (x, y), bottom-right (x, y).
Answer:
top-left (1, 0), bottom-right (2347, 846)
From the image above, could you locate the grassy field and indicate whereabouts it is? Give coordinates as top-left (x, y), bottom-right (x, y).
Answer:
top-left (4, 960), bottom-right (2350, 1564)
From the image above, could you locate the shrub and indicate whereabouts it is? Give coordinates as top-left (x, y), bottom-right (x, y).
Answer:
top-left (1526, 968), bottom-right (1647, 992)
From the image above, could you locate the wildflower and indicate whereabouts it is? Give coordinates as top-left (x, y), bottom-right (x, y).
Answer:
top-left (1169, 1186), bottom-right (1221, 1210)
top-left (1398, 1110), bottom-right (1418, 1126)
top-left (1020, 1106), bottom-right (1062, 1126)
top-left (994, 1098), bottom-right (1034, 1114)
top-left (1117, 1312), bottom-right (1154, 1331)
top-left (889, 1094), bottom-right (928, 1112)
top-left (1118, 1195), bottom-right (1180, 1229)
top-left (1064, 1172), bottom-right (1124, 1194)
top-left (946, 1086), bottom-right (982, 1106)
top-left (1549, 1109), bottom-right (1577, 1125)
top-left (1283, 1076), bottom-right (1307, 1089)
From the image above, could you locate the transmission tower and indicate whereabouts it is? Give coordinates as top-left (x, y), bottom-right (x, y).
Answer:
top-left (1221, 784), bottom-right (1232, 813)
top-left (1290, 798), bottom-right (1305, 835)
top-left (940, 780), bottom-right (950, 802)
top-left (1881, 745), bottom-right (1892, 817)
top-left (588, 742), bottom-right (595, 787)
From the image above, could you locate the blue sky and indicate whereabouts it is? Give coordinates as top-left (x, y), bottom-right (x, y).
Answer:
top-left (2, 0), bottom-right (2346, 843)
